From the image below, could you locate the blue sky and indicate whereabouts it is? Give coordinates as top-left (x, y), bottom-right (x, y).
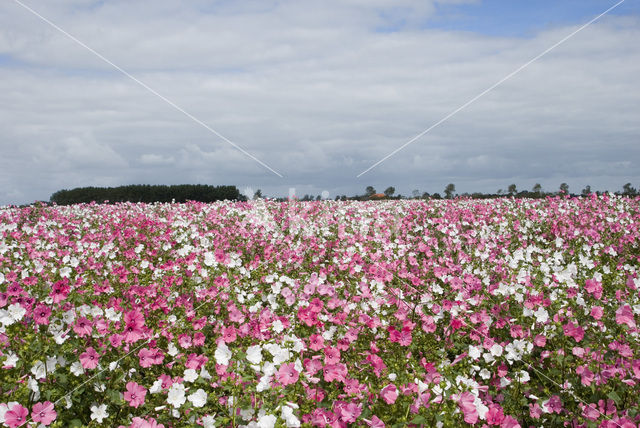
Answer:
top-left (429, 0), bottom-right (639, 37)
top-left (0, 0), bottom-right (639, 204)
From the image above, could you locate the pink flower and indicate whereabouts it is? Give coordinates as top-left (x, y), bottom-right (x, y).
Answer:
top-left (582, 403), bottom-right (600, 421)
top-left (124, 381), bottom-right (147, 408)
top-left (138, 348), bottom-right (156, 368)
top-left (221, 326), bottom-right (237, 343)
top-left (501, 415), bottom-right (521, 428)
top-left (529, 403), bottom-right (542, 419)
top-left (73, 317), bottom-right (93, 337)
top-left (533, 334), bottom-right (547, 347)
top-left (79, 347), bottom-right (100, 369)
top-left (5, 403), bottom-right (29, 428)
top-left (563, 322), bottom-right (584, 342)
top-left (616, 305), bottom-right (636, 329)
top-left (33, 304), bottom-right (51, 325)
top-left (339, 402), bottom-right (362, 423)
top-left (584, 279), bottom-right (603, 299)
top-left (576, 365), bottom-right (594, 386)
top-left (178, 334), bottom-right (192, 349)
top-left (363, 415), bottom-right (385, 428)
top-left (31, 401), bottom-right (57, 426)
top-left (324, 347), bottom-right (340, 365)
top-left (457, 392), bottom-right (478, 424)
top-left (590, 306), bottom-right (604, 320)
top-left (129, 417), bottom-right (165, 428)
top-left (123, 309), bottom-right (145, 343)
top-left (388, 327), bottom-right (412, 346)
top-left (380, 384), bottom-right (398, 404)
top-left (486, 404), bottom-right (504, 425)
top-left (309, 334), bottom-right (325, 351)
top-left (276, 363), bottom-right (299, 386)
top-left (323, 363), bottom-right (347, 383)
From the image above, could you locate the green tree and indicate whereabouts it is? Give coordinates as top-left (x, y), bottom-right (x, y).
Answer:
top-left (365, 186), bottom-right (376, 197)
top-left (559, 183), bottom-right (569, 194)
top-left (444, 183), bottom-right (456, 199)
top-left (253, 189), bottom-right (263, 199)
top-left (581, 185), bottom-right (591, 197)
top-left (412, 189), bottom-right (420, 199)
top-left (532, 183), bottom-right (542, 195)
top-left (384, 186), bottom-right (396, 197)
top-left (622, 183), bottom-right (637, 196)
top-left (508, 184), bottom-right (517, 196)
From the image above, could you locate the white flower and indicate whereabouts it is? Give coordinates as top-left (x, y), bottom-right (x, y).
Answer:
top-left (148, 379), bottom-right (163, 395)
top-left (272, 319), bottom-right (284, 333)
top-left (70, 361), bottom-right (84, 376)
top-left (256, 375), bottom-right (272, 392)
top-left (203, 252), bottom-right (216, 267)
top-left (31, 361), bottom-right (47, 380)
top-left (167, 383), bottom-right (186, 408)
top-left (490, 344), bottom-right (503, 357)
top-left (534, 307), bottom-right (549, 324)
top-left (7, 304), bottom-right (26, 323)
top-left (187, 389), bottom-right (207, 408)
top-left (516, 370), bottom-right (530, 383)
top-left (202, 415), bottom-right (216, 428)
top-left (104, 308), bottom-right (121, 322)
top-left (62, 310), bottom-right (75, 324)
top-left (468, 345), bottom-right (481, 360)
top-left (240, 407), bottom-right (255, 421)
top-left (200, 367), bottom-right (212, 380)
top-left (281, 405), bottom-right (300, 427)
top-left (0, 309), bottom-right (13, 326)
top-left (388, 373), bottom-right (397, 381)
top-left (183, 368), bottom-right (198, 383)
top-left (90, 403), bottom-right (109, 423)
top-left (477, 368), bottom-right (491, 380)
top-left (214, 342), bottom-right (232, 366)
top-left (257, 414), bottom-right (277, 428)
top-left (167, 343), bottom-right (179, 357)
top-left (3, 352), bottom-right (18, 368)
top-left (246, 345), bottom-right (263, 365)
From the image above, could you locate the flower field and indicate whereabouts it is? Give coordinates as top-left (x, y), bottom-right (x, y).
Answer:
top-left (1, 195), bottom-right (639, 427)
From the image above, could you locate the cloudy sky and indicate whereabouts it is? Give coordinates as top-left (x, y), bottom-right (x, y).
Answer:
top-left (1, 0), bottom-right (639, 204)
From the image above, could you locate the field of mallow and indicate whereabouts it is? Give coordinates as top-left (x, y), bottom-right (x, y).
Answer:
top-left (1, 195), bottom-right (639, 427)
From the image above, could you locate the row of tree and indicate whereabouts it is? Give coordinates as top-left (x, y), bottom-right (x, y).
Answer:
top-left (354, 182), bottom-right (639, 201)
top-left (50, 184), bottom-right (242, 205)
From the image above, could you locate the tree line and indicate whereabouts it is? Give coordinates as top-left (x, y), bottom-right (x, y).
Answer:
top-left (49, 184), bottom-right (242, 205)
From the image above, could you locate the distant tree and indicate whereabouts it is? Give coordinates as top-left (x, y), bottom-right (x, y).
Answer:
top-left (384, 186), bottom-right (396, 197)
top-left (497, 189), bottom-right (503, 195)
top-left (316, 195), bottom-right (321, 201)
top-left (508, 184), bottom-right (517, 196)
top-left (444, 183), bottom-right (456, 199)
top-left (432, 193), bottom-right (442, 200)
top-left (421, 192), bottom-right (430, 199)
top-left (581, 185), bottom-right (591, 197)
top-left (622, 183), bottom-right (637, 196)
top-left (412, 189), bottom-right (420, 199)
top-left (559, 183), bottom-right (569, 194)
top-left (532, 183), bottom-right (542, 195)
top-left (365, 186), bottom-right (376, 197)
top-left (253, 189), bottom-right (263, 199)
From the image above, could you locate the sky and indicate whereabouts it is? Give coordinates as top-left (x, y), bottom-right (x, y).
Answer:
top-left (1, 0), bottom-right (639, 205)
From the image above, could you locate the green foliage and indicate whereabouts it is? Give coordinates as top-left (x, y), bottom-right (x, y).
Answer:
top-left (50, 184), bottom-right (242, 205)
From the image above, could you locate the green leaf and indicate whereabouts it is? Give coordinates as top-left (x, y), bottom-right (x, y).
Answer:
top-left (411, 415), bottom-right (428, 424)
top-left (607, 391), bottom-right (621, 405)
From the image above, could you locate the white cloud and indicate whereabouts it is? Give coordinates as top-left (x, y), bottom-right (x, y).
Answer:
top-left (0, 0), bottom-right (638, 204)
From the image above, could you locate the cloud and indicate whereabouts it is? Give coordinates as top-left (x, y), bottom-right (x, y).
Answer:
top-left (0, 0), bottom-right (638, 204)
